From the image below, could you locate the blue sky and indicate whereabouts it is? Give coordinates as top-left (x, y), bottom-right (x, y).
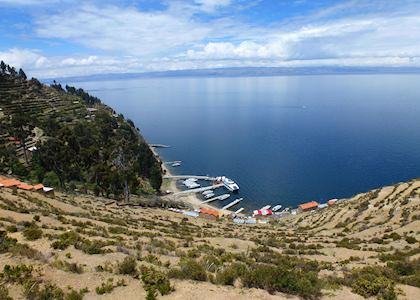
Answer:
top-left (1, 0), bottom-right (420, 78)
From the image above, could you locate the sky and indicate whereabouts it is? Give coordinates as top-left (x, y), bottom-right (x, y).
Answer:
top-left (1, 0), bottom-right (420, 78)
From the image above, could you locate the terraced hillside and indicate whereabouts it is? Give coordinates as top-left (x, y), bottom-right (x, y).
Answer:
top-left (0, 179), bottom-right (419, 299)
top-left (0, 63), bottom-right (162, 198)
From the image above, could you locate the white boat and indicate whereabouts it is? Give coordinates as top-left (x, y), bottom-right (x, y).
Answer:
top-left (204, 192), bottom-right (215, 199)
top-left (260, 205), bottom-right (271, 210)
top-left (221, 176), bottom-right (239, 192)
top-left (272, 205), bottom-right (282, 212)
top-left (219, 194), bottom-right (231, 201)
top-left (202, 190), bottom-right (213, 195)
top-left (171, 162), bottom-right (181, 167)
top-left (187, 183), bottom-right (200, 189)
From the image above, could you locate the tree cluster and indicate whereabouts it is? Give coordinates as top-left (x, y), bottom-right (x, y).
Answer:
top-left (0, 62), bottom-right (162, 200)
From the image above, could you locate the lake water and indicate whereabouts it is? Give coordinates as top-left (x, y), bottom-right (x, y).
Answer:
top-left (70, 74), bottom-right (420, 210)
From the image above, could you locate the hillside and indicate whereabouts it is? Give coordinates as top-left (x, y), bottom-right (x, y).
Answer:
top-left (0, 62), bottom-right (162, 199)
top-left (0, 178), bottom-right (419, 299)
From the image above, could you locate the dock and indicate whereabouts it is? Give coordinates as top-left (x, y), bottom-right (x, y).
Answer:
top-left (202, 193), bottom-right (230, 204)
top-left (149, 144), bottom-right (170, 148)
top-left (234, 207), bottom-right (244, 214)
top-left (164, 175), bottom-right (217, 181)
top-left (222, 198), bottom-right (243, 210)
top-left (172, 183), bottom-right (223, 196)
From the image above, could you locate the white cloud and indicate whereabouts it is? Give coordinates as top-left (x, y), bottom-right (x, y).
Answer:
top-left (35, 4), bottom-right (211, 57)
top-left (4, 1), bottom-right (420, 78)
top-left (0, 48), bottom-right (47, 69)
top-left (194, 0), bottom-right (231, 13)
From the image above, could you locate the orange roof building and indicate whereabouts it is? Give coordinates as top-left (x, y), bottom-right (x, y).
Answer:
top-left (18, 183), bottom-right (34, 191)
top-left (200, 208), bottom-right (220, 218)
top-left (33, 184), bottom-right (44, 191)
top-left (299, 201), bottom-right (319, 212)
top-left (328, 199), bottom-right (338, 206)
top-left (0, 179), bottom-right (22, 188)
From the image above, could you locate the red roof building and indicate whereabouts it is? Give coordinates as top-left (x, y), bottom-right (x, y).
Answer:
top-left (0, 179), bottom-right (22, 188)
top-left (299, 201), bottom-right (319, 212)
top-left (18, 183), bottom-right (34, 191)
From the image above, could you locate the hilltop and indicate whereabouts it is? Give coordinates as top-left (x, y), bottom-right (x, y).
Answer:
top-left (0, 62), bottom-right (162, 201)
top-left (0, 177), bottom-right (419, 299)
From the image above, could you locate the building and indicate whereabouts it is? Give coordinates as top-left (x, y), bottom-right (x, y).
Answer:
top-left (17, 183), bottom-right (34, 191)
top-left (0, 178), bottom-right (22, 188)
top-left (199, 208), bottom-right (220, 221)
top-left (298, 201), bottom-right (319, 212)
top-left (328, 199), bottom-right (338, 206)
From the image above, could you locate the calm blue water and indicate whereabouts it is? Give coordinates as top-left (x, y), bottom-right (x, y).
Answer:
top-left (70, 75), bottom-right (420, 210)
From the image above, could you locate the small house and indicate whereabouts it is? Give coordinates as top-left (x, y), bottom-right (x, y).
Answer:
top-left (328, 199), bottom-right (338, 206)
top-left (199, 208), bottom-right (220, 221)
top-left (298, 201), bottom-right (319, 212)
top-left (17, 183), bottom-right (34, 191)
top-left (318, 203), bottom-right (328, 209)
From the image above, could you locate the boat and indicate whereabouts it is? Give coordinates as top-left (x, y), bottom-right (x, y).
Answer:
top-left (171, 162), bottom-right (181, 167)
top-left (221, 176), bottom-right (239, 192)
top-left (204, 192), bottom-right (215, 199)
top-left (202, 190), bottom-right (213, 195)
top-left (219, 194), bottom-right (231, 201)
top-left (260, 205), bottom-right (271, 210)
top-left (187, 182), bottom-right (200, 189)
top-left (272, 205), bottom-right (282, 212)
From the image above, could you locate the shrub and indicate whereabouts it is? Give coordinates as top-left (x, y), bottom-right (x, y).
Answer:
top-left (75, 239), bottom-right (106, 254)
top-left (117, 256), bottom-right (137, 275)
top-left (22, 225), bottom-right (43, 240)
top-left (51, 231), bottom-right (80, 250)
top-left (52, 260), bottom-right (83, 274)
top-left (0, 284), bottom-right (12, 300)
top-left (140, 266), bottom-right (173, 297)
top-left (1, 264), bottom-right (33, 284)
top-left (344, 266), bottom-right (397, 300)
top-left (242, 264), bottom-right (321, 298)
top-left (6, 225), bottom-right (17, 233)
top-left (168, 258), bottom-right (207, 281)
top-left (215, 262), bottom-right (248, 285)
top-left (405, 236), bottom-right (418, 244)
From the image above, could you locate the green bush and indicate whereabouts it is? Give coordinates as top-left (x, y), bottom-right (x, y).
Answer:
top-left (215, 262), bottom-right (248, 285)
top-left (0, 284), bottom-right (12, 300)
top-left (344, 266), bottom-right (397, 300)
top-left (6, 225), bottom-right (17, 233)
top-left (118, 256), bottom-right (137, 275)
top-left (51, 231), bottom-right (80, 250)
top-left (242, 264), bottom-right (321, 298)
top-left (22, 225), bottom-right (43, 240)
top-left (75, 239), bottom-right (106, 254)
top-left (140, 266), bottom-right (173, 297)
top-left (168, 258), bottom-right (207, 281)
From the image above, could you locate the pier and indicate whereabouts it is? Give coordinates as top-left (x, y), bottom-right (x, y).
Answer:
top-left (164, 175), bottom-right (217, 181)
top-left (172, 183), bottom-right (223, 196)
top-left (164, 161), bottom-right (182, 164)
top-left (234, 207), bottom-right (244, 214)
top-left (149, 144), bottom-right (170, 148)
top-left (222, 198), bottom-right (243, 210)
top-left (202, 193), bottom-right (230, 204)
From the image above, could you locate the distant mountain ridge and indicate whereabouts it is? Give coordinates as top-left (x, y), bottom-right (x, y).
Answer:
top-left (45, 66), bottom-right (420, 83)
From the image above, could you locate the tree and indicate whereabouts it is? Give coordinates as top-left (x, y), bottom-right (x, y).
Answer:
top-left (18, 68), bottom-right (27, 80)
top-left (0, 61), bottom-right (6, 74)
top-left (10, 110), bottom-right (32, 165)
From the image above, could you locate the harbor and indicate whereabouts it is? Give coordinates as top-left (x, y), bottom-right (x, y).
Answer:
top-left (157, 145), bottom-right (342, 223)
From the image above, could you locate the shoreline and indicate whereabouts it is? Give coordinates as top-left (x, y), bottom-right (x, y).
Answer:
top-left (152, 146), bottom-right (234, 215)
